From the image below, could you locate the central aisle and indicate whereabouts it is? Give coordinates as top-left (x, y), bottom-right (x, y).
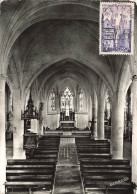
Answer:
top-left (53, 137), bottom-right (84, 194)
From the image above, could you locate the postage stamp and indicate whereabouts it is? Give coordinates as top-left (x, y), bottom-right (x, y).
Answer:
top-left (100, 2), bottom-right (134, 55)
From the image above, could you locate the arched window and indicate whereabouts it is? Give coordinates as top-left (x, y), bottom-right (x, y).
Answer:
top-left (50, 90), bottom-right (56, 111)
top-left (61, 87), bottom-right (74, 110)
top-left (9, 94), bottom-right (13, 112)
top-left (79, 88), bottom-right (84, 110)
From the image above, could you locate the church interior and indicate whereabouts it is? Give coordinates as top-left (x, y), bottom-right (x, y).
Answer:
top-left (0, 1), bottom-right (137, 194)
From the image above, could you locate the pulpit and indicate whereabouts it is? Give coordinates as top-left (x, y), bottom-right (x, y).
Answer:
top-left (21, 92), bottom-right (39, 158)
top-left (23, 133), bottom-right (38, 158)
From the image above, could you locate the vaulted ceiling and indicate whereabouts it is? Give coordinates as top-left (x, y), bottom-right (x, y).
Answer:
top-left (1, 0), bottom-right (135, 101)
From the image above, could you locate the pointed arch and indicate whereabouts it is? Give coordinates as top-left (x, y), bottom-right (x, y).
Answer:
top-left (60, 86), bottom-right (74, 111)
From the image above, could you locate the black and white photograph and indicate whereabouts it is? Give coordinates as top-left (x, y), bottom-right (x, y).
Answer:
top-left (0, 0), bottom-right (137, 194)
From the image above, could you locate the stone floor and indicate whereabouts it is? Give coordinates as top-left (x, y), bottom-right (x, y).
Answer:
top-left (53, 137), bottom-right (84, 194)
top-left (53, 166), bottom-right (84, 194)
top-left (58, 138), bottom-right (78, 165)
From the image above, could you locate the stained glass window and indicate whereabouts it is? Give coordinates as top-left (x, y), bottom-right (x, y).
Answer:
top-left (61, 87), bottom-right (73, 110)
top-left (50, 90), bottom-right (56, 111)
top-left (79, 88), bottom-right (84, 110)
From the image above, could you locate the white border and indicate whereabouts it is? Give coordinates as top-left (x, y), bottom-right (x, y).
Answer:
top-left (99, 2), bottom-right (135, 55)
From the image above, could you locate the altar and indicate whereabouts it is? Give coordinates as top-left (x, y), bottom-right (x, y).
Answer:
top-left (60, 120), bottom-right (75, 129)
top-left (59, 87), bottom-right (76, 129)
top-left (59, 109), bottom-right (75, 129)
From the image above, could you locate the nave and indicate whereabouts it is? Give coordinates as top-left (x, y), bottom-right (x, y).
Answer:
top-left (5, 133), bottom-right (132, 194)
top-left (0, 1), bottom-right (137, 194)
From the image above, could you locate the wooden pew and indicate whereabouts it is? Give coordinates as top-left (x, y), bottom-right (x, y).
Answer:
top-left (75, 137), bottom-right (132, 194)
top-left (6, 136), bottom-right (60, 193)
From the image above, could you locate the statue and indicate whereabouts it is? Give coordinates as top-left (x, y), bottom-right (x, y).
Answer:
top-left (65, 104), bottom-right (69, 116)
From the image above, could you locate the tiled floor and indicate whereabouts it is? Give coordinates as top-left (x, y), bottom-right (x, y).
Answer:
top-left (53, 166), bottom-right (84, 194)
top-left (53, 138), bottom-right (84, 194)
top-left (58, 144), bottom-right (78, 165)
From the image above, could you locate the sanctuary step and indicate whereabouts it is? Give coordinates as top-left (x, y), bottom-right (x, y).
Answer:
top-left (76, 137), bottom-right (132, 194)
top-left (6, 136), bottom-right (60, 194)
top-left (44, 130), bottom-right (91, 138)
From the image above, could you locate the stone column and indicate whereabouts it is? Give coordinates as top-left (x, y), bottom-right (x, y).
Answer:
top-left (56, 92), bottom-right (60, 112)
top-left (127, 87), bottom-right (132, 131)
top-left (38, 121), bottom-right (41, 136)
top-left (13, 92), bottom-right (25, 159)
top-left (38, 102), bottom-right (44, 136)
top-left (44, 96), bottom-right (48, 128)
top-left (124, 105), bottom-right (127, 136)
top-left (88, 96), bottom-right (92, 128)
top-left (131, 76), bottom-right (137, 185)
top-left (97, 97), bottom-right (105, 139)
top-left (0, 76), bottom-right (6, 194)
top-left (92, 92), bottom-right (97, 138)
top-left (111, 91), bottom-right (125, 159)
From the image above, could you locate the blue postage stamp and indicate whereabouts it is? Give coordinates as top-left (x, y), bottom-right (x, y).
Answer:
top-left (100, 2), bottom-right (134, 55)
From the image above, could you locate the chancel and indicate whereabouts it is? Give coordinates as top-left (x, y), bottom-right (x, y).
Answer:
top-left (0, 1), bottom-right (137, 194)
top-left (59, 87), bottom-right (76, 129)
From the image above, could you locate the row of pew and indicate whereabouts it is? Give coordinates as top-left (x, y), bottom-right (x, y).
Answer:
top-left (6, 136), bottom-right (60, 194)
top-left (76, 137), bottom-right (133, 194)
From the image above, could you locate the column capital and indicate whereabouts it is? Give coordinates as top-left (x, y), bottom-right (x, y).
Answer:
top-left (132, 75), bottom-right (137, 81)
top-left (0, 74), bottom-right (7, 81)
top-left (111, 90), bottom-right (125, 105)
top-left (131, 75), bottom-right (137, 95)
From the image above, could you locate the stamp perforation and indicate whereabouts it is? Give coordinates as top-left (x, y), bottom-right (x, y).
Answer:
top-left (99, 1), bottom-right (135, 55)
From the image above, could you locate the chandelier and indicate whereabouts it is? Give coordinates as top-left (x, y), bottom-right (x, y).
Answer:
top-left (21, 92), bottom-right (39, 120)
